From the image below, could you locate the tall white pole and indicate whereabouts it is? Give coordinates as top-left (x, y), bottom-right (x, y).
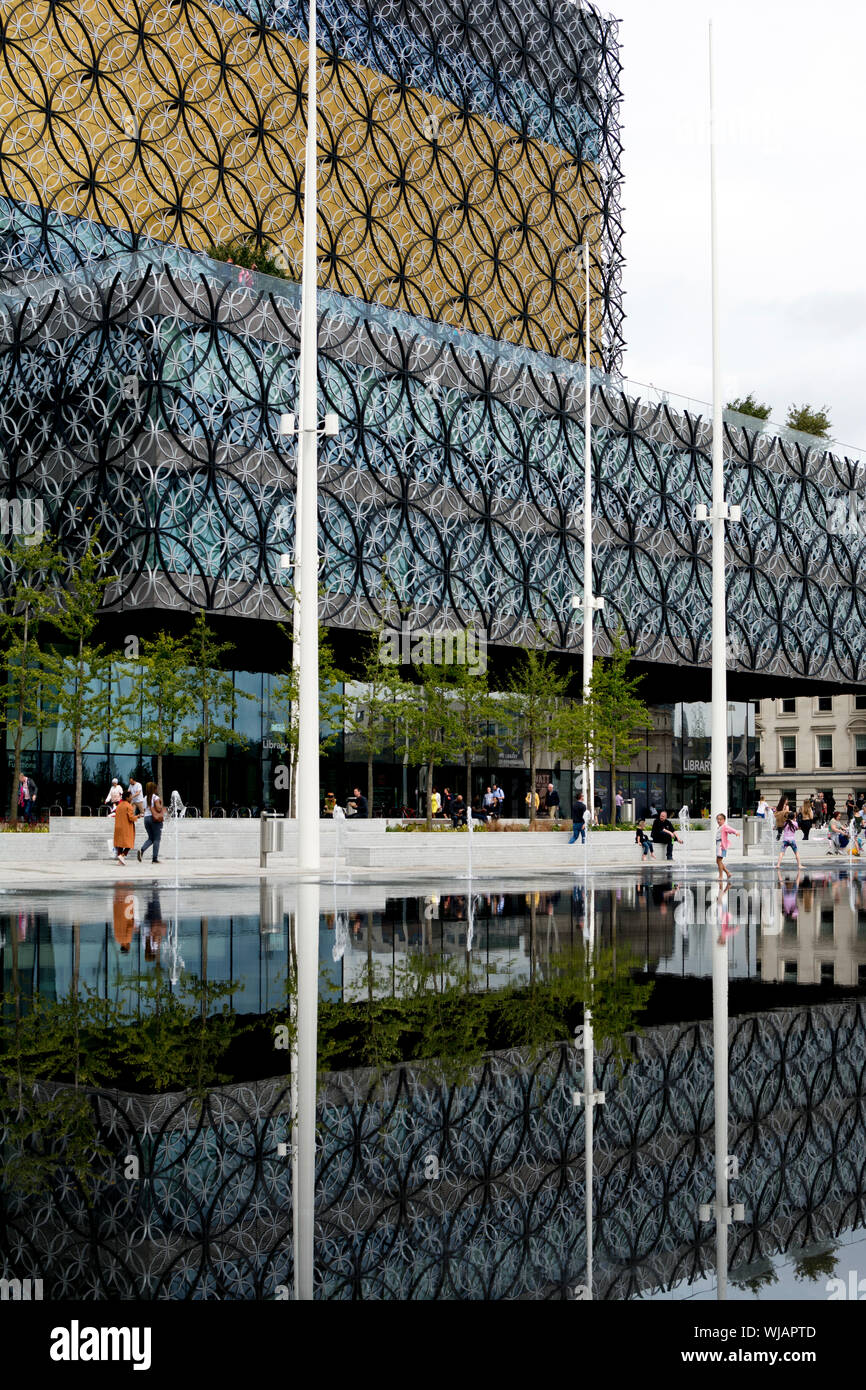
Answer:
top-left (296, 0), bottom-right (320, 872)
top-left (709, 21), bottom-right (728, 822)
top-left (582, 239), bottom-right (595, 816)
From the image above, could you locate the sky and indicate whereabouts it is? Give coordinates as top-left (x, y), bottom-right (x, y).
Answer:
top-left (610, 0), bottom-right (866, 451)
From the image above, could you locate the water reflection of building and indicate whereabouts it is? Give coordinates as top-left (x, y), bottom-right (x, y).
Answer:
top-left (4, 999), bottom-right (865, 1300)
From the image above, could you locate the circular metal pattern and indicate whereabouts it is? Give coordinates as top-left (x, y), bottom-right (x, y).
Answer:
top-left (2, 1001), bottom-right (865, 1299)
top-left (0, 0), bottom-right (625, 370)
top-left (1, 255), bottom-right (865, 684)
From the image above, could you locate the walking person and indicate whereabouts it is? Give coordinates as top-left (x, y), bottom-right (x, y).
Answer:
top-left (138, 782), bottom-right (165, 864)
top-left (17, 772), bottom-right (37, 824)
top-left (128, 776), bottom-right (146, 815)
top-left (569, 793), bottom-right (587, 845)
top-left (755, 795), bottom-right (769, 820)
top-left (113, 790), bottom-right (141, 867)
top-left (104, 777), bottom-right (122, 815)
top-left (776, 809), bottom-right (802, 870)
top-left (799, 796), bottom-right (813, 841)
top-left (615, 790), bottom-right (624, 823)
top-left (715, 812), bottom-right (740, 882)
top-left (545, 782), bottom-right (560, 820)
top-left (493, 784), bottom-right (505, 818)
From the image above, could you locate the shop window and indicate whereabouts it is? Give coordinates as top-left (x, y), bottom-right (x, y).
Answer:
top-left (817, 735), bottom-right (833, 769)
top-left (781, 736), bottom-right (796, 769)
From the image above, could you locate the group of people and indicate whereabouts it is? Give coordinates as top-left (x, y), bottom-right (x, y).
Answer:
top-left (323, 789), bottom-right (368, 818)
top-left (105, 777), bottom-right (165, 867)
top-left (755, 791), bottom-right (866, 868)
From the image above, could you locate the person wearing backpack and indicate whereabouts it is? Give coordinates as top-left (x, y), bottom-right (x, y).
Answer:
top-left (137, 782), bottom-right (165, 864)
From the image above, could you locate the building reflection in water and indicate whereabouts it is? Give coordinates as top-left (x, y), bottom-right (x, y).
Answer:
top-left (1, 872), bottom-right (866, 1299)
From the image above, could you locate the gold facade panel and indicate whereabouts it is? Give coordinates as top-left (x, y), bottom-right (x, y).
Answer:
top-left (0, 0), bottom-right (603, 357)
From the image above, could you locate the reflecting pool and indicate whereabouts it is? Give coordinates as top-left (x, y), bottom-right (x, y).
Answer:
top-left (1, 868), bottom-right (865, 1300)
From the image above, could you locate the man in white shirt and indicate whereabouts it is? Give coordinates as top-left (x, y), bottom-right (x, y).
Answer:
top-left (129, 779), bottom-right (146, 812)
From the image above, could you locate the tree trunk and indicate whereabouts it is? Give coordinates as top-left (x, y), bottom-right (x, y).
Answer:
top-left (529, 743), bottom-right (537, 823)
top-left (202, 740), bottom-right (210, 817)
top-left (157, 751), bottom-right (164, 797)
top-left (10, 677), bottom-right (25, 824)
top-left (367, 752), bottom-right (374, 820)
top-left (610, 734), bottom-right (616, 826)
top-left (426, 756), bottom-right (434, 830)
top-left (9, 608), bottom-right (28, 824)
top-left (74, 729), bottom-right (82, 817)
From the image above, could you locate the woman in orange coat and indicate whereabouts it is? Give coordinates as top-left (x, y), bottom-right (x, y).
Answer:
top-left (113, 790), bottom-right (140, 866)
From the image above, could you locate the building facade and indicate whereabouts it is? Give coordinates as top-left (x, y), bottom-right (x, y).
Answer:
top-left (756, 694), bottom-right (866, 814)
top-left (0, 0), bottom-right (862, 815)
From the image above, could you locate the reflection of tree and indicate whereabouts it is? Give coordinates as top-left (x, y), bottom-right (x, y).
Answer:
top-left (730, 1259), bottom-right (779, 1294)
top-left (792, 1246), bottom-right (837, 1283)
top-left (0, 964), bottom-right (239, 1200)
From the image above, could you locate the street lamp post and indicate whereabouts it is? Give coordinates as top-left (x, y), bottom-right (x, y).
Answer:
top-left (571, 240), bottom-right (603, 817)
top-left (278, 0), bottom-right (338, 875)
top-left (696, 22), bottom-right (740, 822)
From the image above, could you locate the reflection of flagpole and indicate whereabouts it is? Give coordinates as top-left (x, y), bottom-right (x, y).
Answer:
top-left (700, 887), bottom-right (743, 1298)
top-left (294, 878), bottom-right (319, 1299)
top-left (573, 882), bottom-right (604, 1299)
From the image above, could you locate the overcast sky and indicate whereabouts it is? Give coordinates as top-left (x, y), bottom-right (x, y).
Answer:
top-left (611, 0), bottom-right (866, 451)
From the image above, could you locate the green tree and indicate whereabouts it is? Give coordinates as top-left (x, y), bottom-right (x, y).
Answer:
top-left (786, 403), bottom-right (831, 439)
top-left (182, 611), bottom-right (254, 816)
top-left (41, 539), bottom-right (113, 814)
top-left (726, 393), bottom-right (772, 420)
top-left (447, 649), bottom-right (493, 808)
top-left (271, 619), bottom-right (342, 814)
top-left (137, 631), bottom-right (197, 792)
top-left (0, 533), bottom-right (62, 822)
top-left (503, 649), bottom-right (570, 822)
top-left (338, 627), bottom-right (399, 814)
top-left (585, 639), bottom-right (650, 823)
top-left (399, 665), bottom-right (466, 829)
top-left (206, 238), bottom-right (290, 281)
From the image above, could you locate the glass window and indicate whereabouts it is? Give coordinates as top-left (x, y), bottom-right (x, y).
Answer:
top-left (817, 734), bottom-right (833, 769)
top-left (781, 735), bottom-right (796, 769)
top-left (783, 960), bottom-right (798, 984)
top-left (780, 698), bottom-right (796, 714)
top-left (859, 963), bottom-right (866, 987)
top-left (856, 695), bottom-right (866, 710)
top-left (817, 696), bottom-right (832, 712)
top-left (820, 961), bottom-right (835, 986)
top-left (819, 908), bottom-right (834, 940)
top-left (856, 735), bottom-right (866, 769)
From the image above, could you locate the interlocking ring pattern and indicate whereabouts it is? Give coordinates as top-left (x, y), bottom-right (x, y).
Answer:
top-left (2, 1001), bottom-right (864, 1299)
top-left (0, 0), bottom-right (624, 369)
top-left (1, 250), bottom-right (864, 685)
